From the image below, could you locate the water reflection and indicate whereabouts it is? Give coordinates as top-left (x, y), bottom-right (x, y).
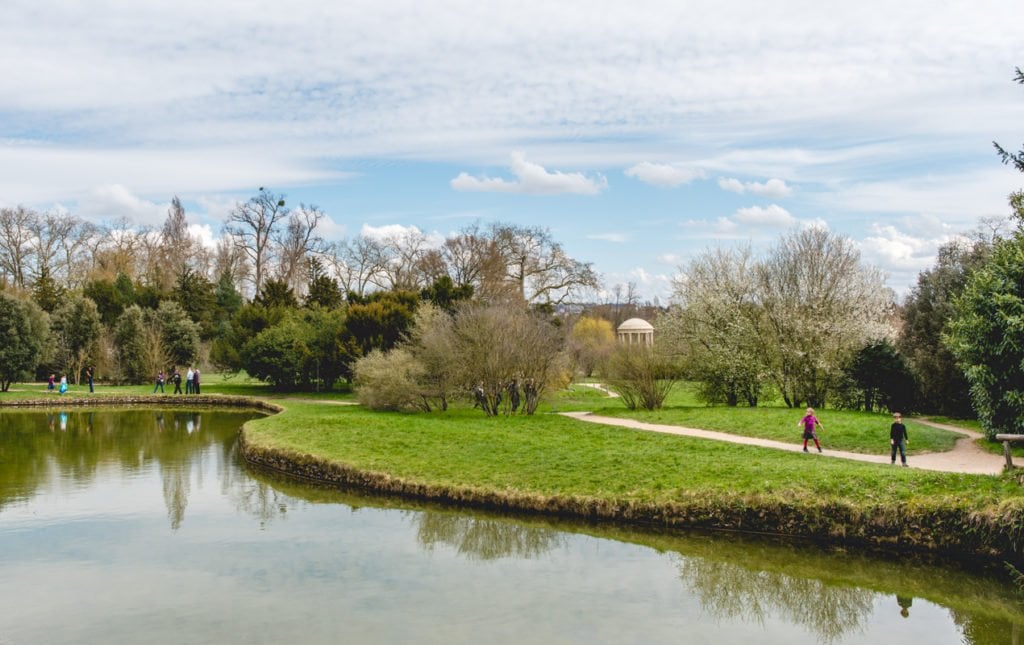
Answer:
top-left (0, 408), bottom-right (264, 531)
top-left (415, 513), bottom-right (565, 560)
top-left (2, 408), bottom-right (1024, 644)
top-left (677, 555), bottom-right (874, 643)
top-left (248, 468), bottom-right (1024, 644)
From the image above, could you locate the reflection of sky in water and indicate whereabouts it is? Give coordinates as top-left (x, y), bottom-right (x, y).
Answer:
top-left (0, 411), bottom-right (1018, 644)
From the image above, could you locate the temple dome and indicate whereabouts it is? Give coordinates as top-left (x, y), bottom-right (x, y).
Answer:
top-left (617, 318), bottom-right (654, 332)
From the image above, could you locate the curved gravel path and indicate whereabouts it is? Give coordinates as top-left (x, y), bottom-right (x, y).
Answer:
top-left (560, 410), bottom-right (1012, 475)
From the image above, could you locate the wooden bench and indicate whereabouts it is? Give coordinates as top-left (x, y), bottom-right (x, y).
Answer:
top-left (994, 434), bottom-right (1024, 470)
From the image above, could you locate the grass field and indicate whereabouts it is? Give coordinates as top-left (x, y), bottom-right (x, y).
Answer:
top-left (240, 401), bottom-right (1024, 513)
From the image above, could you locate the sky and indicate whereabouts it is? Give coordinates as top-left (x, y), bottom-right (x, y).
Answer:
top-left (2, 0), bottom-right (1022, 304)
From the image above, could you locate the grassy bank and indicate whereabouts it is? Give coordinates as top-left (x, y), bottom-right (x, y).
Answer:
top-left (5, 378), bottom-right (1022, 561)
top-left (240, 401), bottom-right (1024, 563)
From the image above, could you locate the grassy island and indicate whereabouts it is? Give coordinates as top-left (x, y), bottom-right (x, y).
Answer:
top-left (238, 399), bottom-right (1024, 565)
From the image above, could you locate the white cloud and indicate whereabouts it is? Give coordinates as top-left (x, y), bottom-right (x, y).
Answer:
top-left (631, 267), bottom-right (651, 283)
top-left (718, 177), bottom-right (793, 198)
top-left (587, 232), bottom-right (627, 243)
top-left (657, 253), bottom-right (682, 265)
top-left (361, 223), bottom-right (421, 241)
top-left (680, 217), bottom-right (740, 236)
top-left (451, 152), bottom-right (607, 195)
top-left (815, 167), bottom-right (1016, 224)
top-left (188, 223), bottom-right (219, 250)
top-left (859, 223), bottom-right (962, 270)
top-left (733, 204), bottom-right (796, 228)
top-left (0, 144), bottom-right (348, 208)
top-left (624, 162), bottom-right (706, 188)
top-left (195, 195), bottom-right (240, 223)
top-left (717, 177), bottom-right (745, 193)
top-left (315, 214), bottom-right (348, 242)
top-left (857, 222), bottom-right (969, 296)
top-left (78, 184), bottom-right (168, 226)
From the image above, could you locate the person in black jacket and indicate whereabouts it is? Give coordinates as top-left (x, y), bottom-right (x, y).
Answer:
top-left (890, 412), bottom-right (909, 466)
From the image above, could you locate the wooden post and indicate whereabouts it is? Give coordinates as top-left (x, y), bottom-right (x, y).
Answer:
top-left (994, 434), bottom-right (1024, 470)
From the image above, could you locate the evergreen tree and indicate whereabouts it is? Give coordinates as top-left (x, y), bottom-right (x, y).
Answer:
top-left (304, 258), bottom-right (343, 309)
top-left (30, 266), bottom-right (64, 313)
top-left (897, 241), bottom-right (988, 417)
top-left (173, 267), bottom-right (217, 339)
top-left (114, 305), bottom-right (148, 384)
top-left (0, 293), bottom-right (49, 391)
top-left (844, 339), bottom-right (917, 413)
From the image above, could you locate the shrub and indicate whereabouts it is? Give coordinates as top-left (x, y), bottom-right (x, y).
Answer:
top-left (354, 348), bottom-right (429, 411)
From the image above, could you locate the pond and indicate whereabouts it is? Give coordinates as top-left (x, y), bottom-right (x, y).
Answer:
top-left (1, 408), bottom-right (1022, 644)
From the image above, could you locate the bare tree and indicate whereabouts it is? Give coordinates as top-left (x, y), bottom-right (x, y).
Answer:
top-left (28, 212), bottom-right (66, 281)
top-left (213, 236), bottom-right (249, 291)
top-left (374, 227), bottom-right (436, 291)
top-left (404, 303), bottom-right (458, 410)
top-left (442, 223), bottom-right (510, 301)
top-left (137, 228), bottom-right (167, 288)
top-left (323, 236), bottom-right (387, 298)
top-left (490, 223), bottom-right (599, 306)
top-left (445, 301), bottom-right (567, 416)
top-left (62, 221), bottom-right (103, 287)
top-left (0, 206), bottom-right (38, 289)
top-left (154, 196), bottom-right (198, 288)
top-left (27, 210), bottom-right (84, 288)
top-left (275, 203), bottom-right (325, 297)
top-left (224, 187), bottom-right (289, 296)
top-left (89, 218), bottom-right (143, 283)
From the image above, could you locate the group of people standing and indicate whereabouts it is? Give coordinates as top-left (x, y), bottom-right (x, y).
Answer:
top-left (153, 367), bottom-right (201, 395)
top-left (46, 367), bottom-right (95, 394)
top-left (798, 407), bottom-right (909, 466)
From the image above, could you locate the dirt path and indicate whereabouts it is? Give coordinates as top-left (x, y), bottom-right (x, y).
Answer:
top-left (560, 411), bottom-right (1012, 475)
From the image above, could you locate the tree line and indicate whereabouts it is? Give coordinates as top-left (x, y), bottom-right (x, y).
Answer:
top-left (0, 191), bottom-right (601, 395)
top-left (1, 70), bottom-right (1020, 435)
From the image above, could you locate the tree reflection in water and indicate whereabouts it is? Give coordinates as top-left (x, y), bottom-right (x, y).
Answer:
top-left (675, 555), bottom-right (874, 643)
top-left (415, 512), bottom-right (564, 560)
top-left (0, 408), bottom-right (267, 530)
top-left (226, 474), bottom-right (290, 529)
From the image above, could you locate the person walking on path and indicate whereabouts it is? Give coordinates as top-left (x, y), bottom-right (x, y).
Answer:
top-left (153, 370), bottom-right (165, 394)
top-left (193, 368), bottom-right (200, 395)
top-left (798, 407), bottom-right (823, 453)
top-left (58, 374), bottom-right (68, 395)
top-left (185, 367), bottom-right (194, 394)
top-left (47, 373), bottom-right (55, 392)
top-left (890, 412), bottom-right (909, 466)
top-left (172, 369), bottom-right (183, 394)
top-left (86, 366), bottom-right (94, 393)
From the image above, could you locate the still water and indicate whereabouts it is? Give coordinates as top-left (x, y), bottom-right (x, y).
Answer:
top-left (1, 408), bottom-right (1021, 645)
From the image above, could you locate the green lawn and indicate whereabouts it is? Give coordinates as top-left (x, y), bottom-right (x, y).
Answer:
top-left (243, 401), bottom-right (1020, 509)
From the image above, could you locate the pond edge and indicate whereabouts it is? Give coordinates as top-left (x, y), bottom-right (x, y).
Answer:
top-left (7, 395), bottom-right (1020, 565)
top-left (236, 423), bottom-right (1024, 566)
